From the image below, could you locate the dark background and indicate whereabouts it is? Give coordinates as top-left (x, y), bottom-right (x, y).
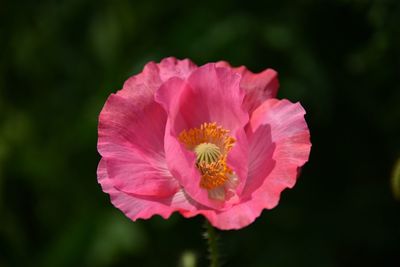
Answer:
top-left (1, 0), bottom-right (399, 266)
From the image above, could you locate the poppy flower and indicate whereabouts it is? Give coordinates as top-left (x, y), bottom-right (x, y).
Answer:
top-left (97, 57), bottom-right (311, 230)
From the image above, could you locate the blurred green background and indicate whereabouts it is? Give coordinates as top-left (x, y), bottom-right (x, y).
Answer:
top-left (1, 0), bottom-right (399, 266)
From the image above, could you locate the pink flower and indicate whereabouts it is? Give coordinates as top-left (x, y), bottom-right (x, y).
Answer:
top-left (97, 57), bottom-right (311, 230)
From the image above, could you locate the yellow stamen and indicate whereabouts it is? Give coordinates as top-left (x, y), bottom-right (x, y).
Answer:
top-left (179, 123), bottom-right (235, 190)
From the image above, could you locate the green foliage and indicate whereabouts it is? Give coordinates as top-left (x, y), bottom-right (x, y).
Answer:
top-left (392, 159), bottom-right (400, 200)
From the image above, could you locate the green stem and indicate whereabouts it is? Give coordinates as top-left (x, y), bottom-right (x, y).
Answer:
top-left (203, 220), bottom-right (220, 267)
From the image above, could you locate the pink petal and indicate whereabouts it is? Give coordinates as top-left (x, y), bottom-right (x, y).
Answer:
top-left (185, 64), bottom-right (249, 131)
top-left (155, 64), bottom-right (250, 209)
top-left (216, 61), bottom-right (279, 113)
top-left (98, 94), bottom-right (179, 197)
top-left (226, 129), bottom-right (249, 196)
top-left (181, 202), bottom-right (261, 230)
top-left (118, 57), bottom-right (197, 101)
top-left (244, 98), bottom-right (311, 207)
top-left (157, 57), bottom-right (198, 81)
top-left (98, 159), bottom-right (201, 221)
top-left (117, 61), bottom-right (161, 101)
top-left (156, 63), bottom-right (249, 134)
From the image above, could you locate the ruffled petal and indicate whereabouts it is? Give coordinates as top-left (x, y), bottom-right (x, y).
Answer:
top-left (157, 57), bottom-right (197, 81)
top-left (118, 57), bottom-right (197, 101)
top-left (155, 64), bottom-right (250, 209)
top-left (98, 159), bottom-right (201, 221)
top-left (181, 201), bottom-right (261, 230)
top-left (98, 94), bottom-right (179, 197)
top-left (244, 98), bottom-right (311, 207)
top-left (216, 61), bottom-right (279, 113)
top-left (117, 61), bottom-right (161, 101)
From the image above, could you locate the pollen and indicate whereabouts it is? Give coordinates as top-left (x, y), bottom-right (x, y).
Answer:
top-left (179, 122), bottom-right (235, 190)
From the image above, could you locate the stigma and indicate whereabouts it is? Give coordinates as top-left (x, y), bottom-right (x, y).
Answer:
top-left (194, 143), bottom-right (221, 164)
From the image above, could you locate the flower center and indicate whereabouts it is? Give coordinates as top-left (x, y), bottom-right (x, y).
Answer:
top-left (178, 122), bottom-right (235, 190)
